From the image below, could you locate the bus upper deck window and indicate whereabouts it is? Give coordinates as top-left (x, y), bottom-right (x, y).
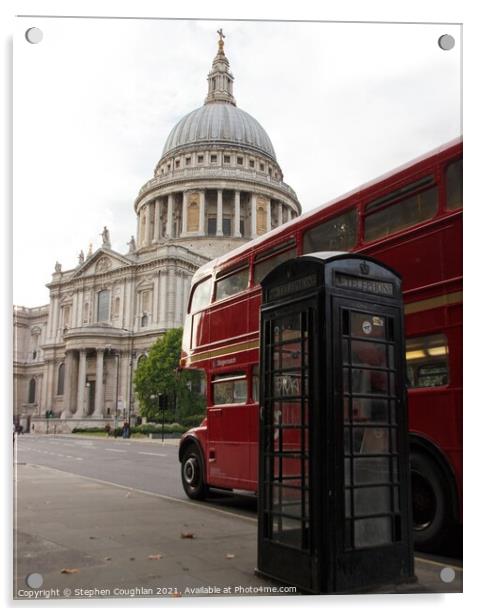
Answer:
top-left (406, 333), bottom-right (449, 388)
top-left (446, 159), bottom-right (462, 210)
top-left (303, 208), bottom-right (358, 254)
top-left (190, 277), bottom-right (212, 313)
top-left (215, 267), bottom-right (249, 302)
top-left (364, 177), bottom-right (438, 242)
top-left (212, 372), bottom-right (247, 405)
top-left (254, 245), bottom-right (297, 285)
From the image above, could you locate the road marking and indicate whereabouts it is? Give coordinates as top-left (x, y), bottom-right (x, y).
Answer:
top-left (104, 448), bottom-right (128, 453)
top-left (138, 452), bottom-right (167, 457)
top-left (414, 556), bottom-right (463, 572)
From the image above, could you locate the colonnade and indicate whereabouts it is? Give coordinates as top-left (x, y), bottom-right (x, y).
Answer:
top-left (137, 188), bottom-right (296, 248)
top-left (60, 348), bottom-right (133, 419)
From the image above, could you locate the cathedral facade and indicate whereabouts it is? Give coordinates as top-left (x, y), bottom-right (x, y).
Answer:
top-left (13, 33), bottom-right (301, 433)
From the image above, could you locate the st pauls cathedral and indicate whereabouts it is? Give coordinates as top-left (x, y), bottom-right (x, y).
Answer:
top-left (13, 32), bottom-right (301, 432)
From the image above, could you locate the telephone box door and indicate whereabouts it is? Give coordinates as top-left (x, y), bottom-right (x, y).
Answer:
top-left (258, 300), bottom-right (317, 591)
top-left (332, 299), bottom-right (412, 589)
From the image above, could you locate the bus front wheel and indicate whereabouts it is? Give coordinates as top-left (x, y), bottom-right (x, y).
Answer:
top-left (181, 445), bottom-right (208, 500)
top-left (410, 450), bottom-right (452, 551)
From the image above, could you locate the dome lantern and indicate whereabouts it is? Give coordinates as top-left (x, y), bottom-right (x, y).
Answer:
top-left (204, 29), bottom-right (236, 107)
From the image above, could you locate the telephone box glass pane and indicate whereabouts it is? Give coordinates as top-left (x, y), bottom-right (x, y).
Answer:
top-left (354, 517), bottom-right (392, 548)
top-left (353, 457), bottom-right (390, 485)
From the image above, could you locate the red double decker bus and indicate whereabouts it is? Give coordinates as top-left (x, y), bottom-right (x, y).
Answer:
top-left (178, 138), bottom-right (462, 550)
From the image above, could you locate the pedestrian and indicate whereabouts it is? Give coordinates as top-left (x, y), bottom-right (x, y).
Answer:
top-left (122, 422), bottom-right (130, 439)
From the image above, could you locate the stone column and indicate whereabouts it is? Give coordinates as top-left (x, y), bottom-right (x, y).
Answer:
top-left (153, 198), bottom-right (161, 242)
top-left (234, 190), bottom-right (242, 237)
top-left (277, 202), bottom-right (283, 227)
top-left (46, 360), bottom-right (55, 409)
top-left (181, 191), bottom-right (188, 236)
top-left (287, 207), bottom-right (293, 222)
top-left (146, 202), bottom-right (153, 245)
top-left (40, 361), bottom-right (50, 415)
top-left (176, 274), bottom-right (183, 326)
top-left (167, 268), bottom-right (176, 327)
top-left (94, 348), bottom-right (105, 418)
top-left (266, 198), bottom-right (272, 232)
top-left (251, 193), bottom-right (257, 239)
top-left (216, 189), bottom-right (223, 236)
top-left (199, 190), bottom-right (206, 235)
top-left (136, 210), bottom-right (141, 246)
top-left (61, 351), bottom-right (73, 418)
top-left (152, 273), bottom-right (160, 325)
top-left (52, 297), bottom-right (60, 341)
top-left (167, 194), bottom-right (174, 238)
top-left (77, 349), bottom-right (87, 417)
top-left (159, 271), bottom-right (167, 329)
top-left (120, 351), bottom-right (130, 420)
top-left (71, 294), bottom-right (78, 328)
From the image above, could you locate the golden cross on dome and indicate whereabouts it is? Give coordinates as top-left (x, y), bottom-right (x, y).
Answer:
top-left (217, 28), bottom-right (225, 51)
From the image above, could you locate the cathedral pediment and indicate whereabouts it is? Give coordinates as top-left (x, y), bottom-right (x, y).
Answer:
top-left (71, 248), bottom-right (135, 279)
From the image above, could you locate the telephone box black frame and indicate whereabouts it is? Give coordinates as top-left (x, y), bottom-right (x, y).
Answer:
top-left (257, 252), bottom-right (414, 594)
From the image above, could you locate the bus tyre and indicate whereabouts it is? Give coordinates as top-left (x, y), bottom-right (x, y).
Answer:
top-left (410, 450), bottom-right (451, 551)
top-left (181, 445), bottom-right (208, 500)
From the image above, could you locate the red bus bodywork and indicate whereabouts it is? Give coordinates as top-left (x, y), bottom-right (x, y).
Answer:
top-left (179, 139), bottom-right (462, 549)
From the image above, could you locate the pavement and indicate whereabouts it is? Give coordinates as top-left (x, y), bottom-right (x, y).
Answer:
top-left (13, 458), bottom-right (462, 602)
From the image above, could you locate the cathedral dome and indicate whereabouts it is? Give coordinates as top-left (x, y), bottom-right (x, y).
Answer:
top-left (135, 30), bottom-right (301, 260)
top-left (162, 103), bottom-right (277, 161)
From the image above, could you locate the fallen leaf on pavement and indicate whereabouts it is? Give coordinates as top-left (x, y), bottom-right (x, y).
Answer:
top-left (148, 554), bottom-right (163, 560)
top-left (60, 568), bottom-right (79, 574)
top-left (225, 554), bottom-right (235, 559)
top-left (180, 532), bottom-right (195, 539)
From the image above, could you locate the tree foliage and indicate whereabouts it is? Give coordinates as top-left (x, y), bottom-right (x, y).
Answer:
top-left (133, 328), bottom-right (205, 422)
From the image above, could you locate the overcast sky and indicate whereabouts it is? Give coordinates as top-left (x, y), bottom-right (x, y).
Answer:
top-left (13, 18), bottom-right (461, 307)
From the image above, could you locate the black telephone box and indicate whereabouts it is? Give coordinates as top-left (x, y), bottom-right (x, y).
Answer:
top-left (257, 252), bottom-right (414, 593)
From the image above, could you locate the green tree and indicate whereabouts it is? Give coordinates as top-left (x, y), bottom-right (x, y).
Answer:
top-left (133, 328), bottom-right (205, 423)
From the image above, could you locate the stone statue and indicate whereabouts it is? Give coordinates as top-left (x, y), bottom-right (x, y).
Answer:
top-left (78, 250), bottom-right (84, 265)
top-left (101, 226), bottom-right (111, 247)
top-left (54, 261), bottom-right (62, 273)
top-left (87, 242), bottom-right (93, 258)
top-left (127, 236), bottom-right (136, 254)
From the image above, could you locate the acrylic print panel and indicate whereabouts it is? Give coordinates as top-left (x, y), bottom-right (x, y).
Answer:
top-left (13, 17), bottom-right (461, 601)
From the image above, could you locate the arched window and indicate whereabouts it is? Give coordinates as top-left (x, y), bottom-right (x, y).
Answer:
top-left (57, 363), bottom-right (65, 395)
top-left (97, 290), bottom-right (110, 322)
top-left (141, 314), bottom-right (148, 327)
top-left (28, 378), bottom-right (36, 404)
